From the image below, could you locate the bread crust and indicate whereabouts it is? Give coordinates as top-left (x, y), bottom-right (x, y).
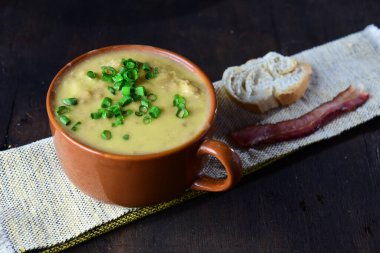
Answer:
top-left (275, 63), bottom-right (312, 106)
top-left (224, 62), bottom-right (312, 113)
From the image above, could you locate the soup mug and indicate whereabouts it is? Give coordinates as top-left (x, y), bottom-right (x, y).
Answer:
top-left (46, 45), bottom-right (242, 207)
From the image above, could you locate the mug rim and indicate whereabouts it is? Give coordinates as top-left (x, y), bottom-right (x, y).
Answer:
top-left (46, 45), bottom-right (217, 161)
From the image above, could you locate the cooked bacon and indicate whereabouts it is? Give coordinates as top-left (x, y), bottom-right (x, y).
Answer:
top-left (231, 86), bottom-right (369, 148)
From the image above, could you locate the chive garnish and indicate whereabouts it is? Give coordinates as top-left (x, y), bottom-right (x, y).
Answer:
top-left (147, 93), bottom-right (157, 102)
top-left (121, 86), bottom-right (131, 96)
top-left (101, 97), bottom-right (112, 108)
top-left (56, 106), bottom-right (69, 115)
top-left (140, 98), bottom-right (149, 108)
top-left (135, 86), bottom-right (145, 96)
top-left (173, 94), bottom-right (185, 107)
top-left (123, 109), bottom-right (133, 116)
top-left (114, 81), bottom-right (124, 90)
top-left (62, 98), bottom-right (78, 106)
top-left (139, 105), bottom-right (148, 114)
top-left (124, 69), bottom-right (138, 81)
top-left (132, 94), bottom-right (142, 102)
top-left (101, 109), bottom-right (113, 119)
top-left (112, 73), bottom-right (124, 82)
top-left (59, 115), bottom-right (71, 125)
top-left (176, 108), bottom-right (189, 118)
top-left (118, 96), bottom-right (132, 106)
top-left (173, 94), bottom-right (189, 118)
top-left (101, 66), bottom-right (117, 76)
top-left (101, 66), bottom-right (116, 83)
top-left (145, 67), bottom-right (158, 80)
top-left (87, 71), bottom-right (96, 79)
top-left (84, 58), bottom-right (162, 128)
top-left (107, 86), bottom-right (116, 95)
top-left (112, 115), bottom-right (124, 127)
top-left (71, 121), bottom-right (81, 131)
top-left (90, 112), bottom-right (101, 119)
top-left (122, 134), bottom-right (130, 140)
top-left (102, 74), bottom-right (113, 83)
top-left (142, 63), bottom-right (150, 72)
top-left (119, 66), bottom-right (127, 75)
top-left (101, 130), bottom-right (112, 140)
top-left (123, 58), bottom-right (137, 69)
top-left (143, 115), bottom-right (152, 124)
top-left (149, 106), bottom-right (161, 119)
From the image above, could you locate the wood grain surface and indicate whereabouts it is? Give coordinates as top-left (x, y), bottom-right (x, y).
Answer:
top-left (1, 0), bottom-right (380, 252)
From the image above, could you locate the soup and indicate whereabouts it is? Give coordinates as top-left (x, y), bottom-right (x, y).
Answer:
top-left (52, 50), bottom-right (211, 155)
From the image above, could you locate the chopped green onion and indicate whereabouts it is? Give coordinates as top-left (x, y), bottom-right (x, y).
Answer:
top-left (147, 93), bottom-right (157, 102)
top-left (107, 86), bottom-right (116, 95)
top-left (135, 86), bottom-right (146, 96)
top-left (139, 105), bottom-right (148, 113)
top-left (112, 73), bottom-right (124, 82)
top-left (101, 97), bottom-right (112, 108)
top-left (123, 58), bottom-right (137, 69)
top-left (114, 81), bottom-right (124, 90)
top-left (142, 63), bottom-right (150, 72)
top-left (177, 102), bottom-right (186, 109)
top-left (124, 109), bottom-right (134, 116)
top-left (124, 79), bottom-right (134, 87)
top-left (109, 104), bottom-right (122, 116)
top-left (143, 115), bottom-right (152, 124)
top-left (132, 94), bottom-right (142, 101)
top-left (149, 106), bottom-right (161, 118)
top-left (90, 112), bottom-right (101, 119)
top-left (101, 66), bottom-right (116, 83)
top-left (173, 94), bottom-right (185, 107)
top-left (87, 71), bottom-right (96, 79)
top-left (140, 98), bottom-right (150, 108)
top-left (62, 98), bottom-right (78, 106)
top-left (119, 66), bottom-right (127, 75)
top-left (101, 109), bottom-right (113, 119)
top-left (176, 108), bottom-right (189, 118)
top-left (101, 66), bottom-right (117, 76)
top-left (118, 96), bottom-right (132, 106)
top-left (82, 59), bottom-right (162, 131)
top-left (122, 134), bottom-right (130, 140)
top-left (56, 106), bottom-right (69, 115)
top-left (145, 67), bottom-right (158, 80)
top-left (59, 115), bottom-right (71, 125)
top-left (124, 69), bottom-right (138, 81)
top-left (101, 130), bottom-right (112, 140)
top-left (112, 115), bottom-right (124, 127)
top-left (71, 121), bottom-right (81, 131)
top-left (173, 94), bottom-right (189, 118)
top-left (121, 86), bottom-right (131, 96)
top-left (102, 74), bottom-right (113, 83)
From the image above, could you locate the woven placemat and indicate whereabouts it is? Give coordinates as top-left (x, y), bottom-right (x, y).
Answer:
top-left (1, 25), bottom-right (380, 252)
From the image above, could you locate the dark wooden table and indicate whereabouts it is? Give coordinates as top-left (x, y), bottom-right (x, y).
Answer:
top-left (1, 0), bottom-right (380, 252)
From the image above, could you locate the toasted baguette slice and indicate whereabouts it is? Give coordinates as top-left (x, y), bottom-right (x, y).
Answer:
top-left (222, 52), bottom-right (312, 113)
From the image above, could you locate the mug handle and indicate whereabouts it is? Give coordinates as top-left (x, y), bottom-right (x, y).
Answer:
top-left (191, 140), bottom-right (242, 192)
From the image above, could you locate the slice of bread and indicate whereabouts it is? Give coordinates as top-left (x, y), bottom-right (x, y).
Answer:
top-left (222, 52), bottom-right (312, 113)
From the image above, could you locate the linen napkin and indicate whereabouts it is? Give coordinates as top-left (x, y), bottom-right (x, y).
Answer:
top-left (1, 25), bottom-right (380, 252)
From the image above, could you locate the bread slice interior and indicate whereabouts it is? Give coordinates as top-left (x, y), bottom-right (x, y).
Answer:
top-left (222, 52), bottom-right (312, 113)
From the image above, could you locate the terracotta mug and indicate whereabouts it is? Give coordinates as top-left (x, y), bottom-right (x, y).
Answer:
top-left (46, 45), bottom-right (242, 207)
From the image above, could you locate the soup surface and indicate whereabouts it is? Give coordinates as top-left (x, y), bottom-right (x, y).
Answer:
top-left (52, 49), bottom-right (211, 155)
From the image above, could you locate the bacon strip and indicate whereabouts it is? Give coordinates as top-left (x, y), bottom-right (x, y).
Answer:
top-left (231, 86), bottom-right (369, 148)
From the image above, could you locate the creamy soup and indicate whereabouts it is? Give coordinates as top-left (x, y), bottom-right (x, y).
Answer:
top-left (52, 50), bottom-right (211, 155)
